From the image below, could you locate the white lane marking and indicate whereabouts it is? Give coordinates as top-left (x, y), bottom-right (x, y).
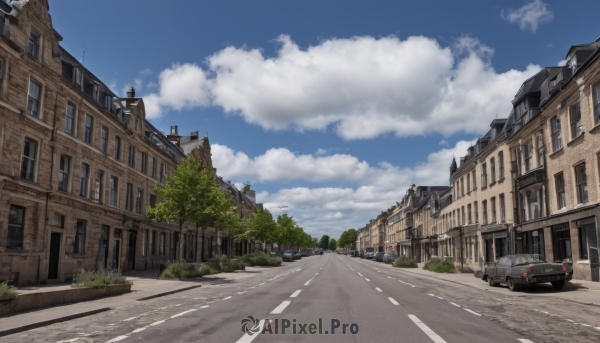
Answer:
top-left (428, 294), bottom-right (435, 296)
top-left (132, 327), bottom-right (147, 333)
top-left (223, 296), bottom-right (232, 300)
top-left (375, 287), bottom-right (382, 292)
top-left (237, 291), bottom-right (247, 294)
top-left (296, 269), bottom-right (301, 271)
top-left (271, 300), bottom-right (291, 314)
top-left (290, 290), bottom-right (302, 298)
top-left (171, 309), bottom-right (197, 318)
top-left (388, 297), bottom-right (400, 305)
top-left (449, 302), bottom-right (461, 307)
top-left (57, 339), bottom-right (80, 343)
top-left (122, 317), bottom-right (137, 321)
top-left (358, 272), bottom-right (363, 276)
top-left (387, 276), bottom-right (393, 278)
top-left (399, 280), bottom-right (406, 284)
top-left (595, 327), bottom-right (600, 330)
top-left (106, 336), bottom-right (130, 343)
top-left (304, 280), bottom-right (311, 286)
top-left (518, 340), bottom-right (534, 343)
top-left (408, 315), bottom-right (447, 343)
top-left (236, 320), bottom-right (267, 343)
top-left (436, 296), bottom-right (443, 300)
top-left (259, 283), bottom-right (265, 286)
top-left (150, 320), bottom-right (166, 326)
top-left (464, 309), bottom-right (481, 316)
top-left (315, 272), bottom-right (319, 275)
top-left (365, 278), bottom-right (370, 281)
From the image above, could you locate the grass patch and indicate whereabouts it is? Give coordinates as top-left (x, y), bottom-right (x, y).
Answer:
top-left (423, 259), bottom-right (456, 273)
top-left (240, 252), bottom-right (282, 267)
top-left (72, 269), bottom-right (127, 289)
top-left (0, 282), bottom-right (18, 300)
top-left (393, 255), bottom-right (418, 268)
top-left (160, 260), bottom-right (213, 279)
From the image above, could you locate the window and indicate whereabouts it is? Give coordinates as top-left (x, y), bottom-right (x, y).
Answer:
top-left (150, 194), bottom-right (157, 208)
top-left (461, 206), bottom-right (465, 225)
top-left (101, 126), bottom-right (108, 153)
top-left (579, 223), bottom-right (597, 261)
top-left (0, 59), bottom-right (5, 82)
top-left (151, 231), bottom-right (157, 256)
top-left (114, 136), bottom-right (121, 160)
top-left (53, 214), bottom-right (65, 228)
top-left (83, 114), bottom-right (93, 144)
top-left (575, 164), bottom-right (588, 204)
top-left (58, 155), bottom-right (70, 191)
top-left (20, 138), bottom-right (37, 181)
top-left (74, 219), bottom-right (86, 253)
top-left (128, 144), bottom-right (135, 168)
top-left (537, 135), bottom-right (544, 167)
top-left (126, 183), bottom-right (134, 211)
top-left (500, 194), bottom-right (506, 223)
top-left (150, 157), bottom-right (156, 178)
top-left (551, 117), bottom-right (563, 152)
top-left (491, 197), bottom-right (497, 223)
top-left (159, 232), bottom-right (166, 256)
top-left (7, 205), bottom-right (24, 249)
top-left (490, 158), bottom-right (496, 183)
top-left (160, 163), bottom-right (166, 183)
top-left (570, 103), bottom-right (582, 139)
top-left (555, 173), bottom-right (566, 209)
top-left (472, 170), bottom-right (476, 189)
top-left (80, 163), bottom-right (90, 198)
top-left (92, 84), bottom-right (99, 102)
top-left (141, 152), bottom-right (147, 174)
top-left (594, 84), bottom-right (600, 125)
top-left (467, 174), bottom-right (471, 192)
top-left (73, 67), bottom-right (82, 90)
top-left (27, 80), bottom-right (41, 117)
top-left (528, 190), bottom-right (540, 220)
top-left (28, 30), bottom-right (40, 59)
top-left (104, 94), bottom-right (112, 111)
top-left (136, 188), bottom-right (144, 214)
top-left (474, 201), bottom-right (478, 223)
top-left (498, 152), bottom-right (504, 179)
top-left (65, 103), bottom-right (75, 134)
top-left (109, 176), bottom-right (118, 207)
top-left (94, 169), bottom-right (104, 203)
top-left (482, 200), bottom-right (488, 224)
top-left (467, 204), bottom-right (472, 224)
top-left (481, 163), bottom-right (487, 186)
top-left (523, 140), bottom-right (533, 172)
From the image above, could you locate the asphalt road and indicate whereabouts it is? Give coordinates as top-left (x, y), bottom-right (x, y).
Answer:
top-left (90, 253), bottom-right (531, 343)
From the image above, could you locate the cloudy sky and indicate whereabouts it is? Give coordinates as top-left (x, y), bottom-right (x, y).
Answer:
top-left (51, 0), bottom-right (599, 240)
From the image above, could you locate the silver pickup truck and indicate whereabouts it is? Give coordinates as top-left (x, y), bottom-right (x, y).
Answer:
top-left (483, 254), bottom-right (572, 291)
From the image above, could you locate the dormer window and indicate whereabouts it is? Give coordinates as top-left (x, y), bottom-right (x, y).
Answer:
top-left (73, 67), bottom-right (82, 90)
top-left (92, 83), bottom-right (99, 102)
top-left (568, 55), bottom-right (577, 72)
top-left (104, 93), bottom-right (112, 111)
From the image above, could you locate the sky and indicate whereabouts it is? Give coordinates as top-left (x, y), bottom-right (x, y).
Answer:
top-left (50, 0), bottom-right (599, 240)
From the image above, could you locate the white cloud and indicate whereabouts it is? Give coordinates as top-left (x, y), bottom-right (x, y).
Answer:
top-left (502, 0), bottom-right (554, 33)
top-left (315, 148), bottom-right (329, 155)
top-left (144, 35), bottom-right (540, 138)
top-left (557, 59), bottom-right (568, 67)
top-left (213, 140), bottom-right (473, 238)
top-left (140, 68), bottom-right (153, 76)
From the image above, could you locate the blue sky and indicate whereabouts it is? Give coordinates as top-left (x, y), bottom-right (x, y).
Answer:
top-left (50, 0), bottom-right (600, 239)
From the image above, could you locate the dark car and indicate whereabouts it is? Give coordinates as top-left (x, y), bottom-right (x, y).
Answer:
top-left (483, 254), bottom-right (571, 291)
top-left (282, 251), bottom-right (293, 262)
top-left (374, 252), bottom-right (385, 262)
top-left (383, 253), bottom-right (398, 264)
top-left (365, 252), bottom-right (375, 259)
top-left (293, 251), bottom-right (301, 260)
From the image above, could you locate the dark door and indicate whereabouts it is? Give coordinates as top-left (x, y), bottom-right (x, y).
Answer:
top-left (485, 239), bottom-right (494, 263)
top-left (98, 226), bottom-right (109, 269)
top-left (128, 230), bottom-right (137, 270)
top-left (48, 233), bottom-right (61, 279)
top-left (112, 240), bottom-right (120, 269)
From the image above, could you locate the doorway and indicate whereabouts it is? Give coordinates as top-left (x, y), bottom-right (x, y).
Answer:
top-left (128, 230), bottom-right (137, 270)
top-left (112, 240), bottom-right (120, 269)
top-left (48, 233), bottom-right (61, 280)
top-left (98, 226), bottom-right (109, 269)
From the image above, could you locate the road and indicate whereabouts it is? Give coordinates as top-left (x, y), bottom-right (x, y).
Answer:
top-left (6, 253), bottom-right (600, 343)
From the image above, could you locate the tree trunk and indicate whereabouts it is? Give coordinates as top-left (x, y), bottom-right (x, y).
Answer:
top-left (195, 224), bottom-right (199, 263)
top-left (201, 226), bottom-right (206, 262)
top-left (178, 220), bottom-right (184, 261)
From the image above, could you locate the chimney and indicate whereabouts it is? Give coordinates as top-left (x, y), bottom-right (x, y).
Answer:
top-left (127, 87), bottom-right (136, 98)
top-left (167, 125), bottom-right (181, 147)
top-left (243, 184), bottom-right (256, 203)
top-left (190, 131), bottom-right (199, 141)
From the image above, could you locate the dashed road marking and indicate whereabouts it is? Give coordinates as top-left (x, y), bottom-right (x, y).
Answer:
top-left (150, 320), bottom-right (166, 326)
top-left (171, 309), bottom-right (197, 318)
top-left (122, 317), bottom-right (137, 322)
top-left (388, 297), bottom-right (400, 305)
top-left (376, 287), bottom-right (382, 292)
top-left (518, 340), bottom-right (534, 343)
top-left (106, 335), bottom-right (129, 343)
top-left (290, 290), bottom-right (302, 298)
top-left (449, 302), bottom-right (460, 307)
top-left (223, 296), bottom-right (232, 300)
top-left (271, 300), bottom-right (292, 314)
top-left (464, 309), bottom-right (481, 316)
top-left (365, 278), bottom-right (370, 282)
top-left (408, 315), bottom-right (447, 343)
top-left (304, 280), bottom-right (311, 286)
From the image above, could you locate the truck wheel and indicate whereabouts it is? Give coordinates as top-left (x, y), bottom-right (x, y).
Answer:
top-left (551, 280), bottom-right (565, 290)
top-left (507, 277), bottom-right (519, 291)
top-left (488, 275), bottom-right (497, 287)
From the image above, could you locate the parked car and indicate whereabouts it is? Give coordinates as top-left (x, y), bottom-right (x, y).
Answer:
top-left (483, 254), bottom-right (572, 291)
top-left (374, 252), bottom-right (385, 262)
top-left (383, 253), bottom-right (398, 264)
top-left (301, 250), bottom-right (308, 257)
top-left (319, 251), bottom-right (324, 255)
top-left (294, 251), bottom-right (302, 260)
top-left (282, 251), bottom-right (294, 262)
top-left (365, 252), bottom-right (375, 260)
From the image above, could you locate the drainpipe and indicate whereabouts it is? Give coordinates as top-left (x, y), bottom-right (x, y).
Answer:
top-left (459, 226), bottom-right (464, 273)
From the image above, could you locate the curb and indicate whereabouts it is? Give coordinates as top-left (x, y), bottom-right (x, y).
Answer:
top-left (136, 285), bottom-right (202, 301)
top-left (0, 307), bottom-right (111, 337)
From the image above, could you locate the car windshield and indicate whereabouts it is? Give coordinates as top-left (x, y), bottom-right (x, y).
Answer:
top-left (514, 254), bottom-right (547, 265)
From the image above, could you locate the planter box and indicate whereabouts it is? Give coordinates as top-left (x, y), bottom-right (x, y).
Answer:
top-left (0, 283), bottom-right (131, 317)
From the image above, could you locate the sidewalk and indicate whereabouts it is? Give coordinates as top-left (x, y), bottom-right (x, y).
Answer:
top-left (0, 269), bottom-right (239, 336)
top-left (386, 262), bottom-right (600, 307)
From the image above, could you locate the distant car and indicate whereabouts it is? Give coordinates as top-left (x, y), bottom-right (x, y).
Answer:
top-left (301, 250), bottom-right (308, 257)
top-left (483, 254), bottom-right (572, 291)
top-left (319, 251), bottom-right (324, 255)
top-left (282, 251), bottom-right (293, 262)
top-left (365, 252), bottom-right (375, 259)
top-left (293, 251), bottom-right (301, 260)
top-left (383, 253), bottom-right (398, 264)
top-left (374, 252), bottom-right (385, 262)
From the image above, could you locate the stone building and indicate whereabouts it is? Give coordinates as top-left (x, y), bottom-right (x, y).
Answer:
top-left (0, 0), bottom-right (190, 285)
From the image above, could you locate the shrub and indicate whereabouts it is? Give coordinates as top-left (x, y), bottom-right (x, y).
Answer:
top-left (423, 259), bottom-right (456, 273)
top-left (240, 252), bottom-right (281, 267)
top-left (393, 255), bottom-right (418, 268)
top-left (208, 255), bottom-right (246, 273)
top-left (160, 260), bottom-right (209, 279)
top-left (0, 282), bottom-right (18, 299)
top-left (72, 269), bottom-right (127, 289)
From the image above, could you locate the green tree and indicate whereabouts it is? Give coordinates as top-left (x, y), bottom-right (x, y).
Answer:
top-left (319, 235), bottom-right (330, 250)
top-left (329, 238), bottom-right (337, 250)
top-left (238, 208), bottom-right (277, 252)
top-left (312, 237), bottom-right (319, 248)
top-left (276, 214), bottom-right (297, 250)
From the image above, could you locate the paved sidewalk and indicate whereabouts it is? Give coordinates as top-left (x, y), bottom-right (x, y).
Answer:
top-left (379, 261), bottom-right (600, 306)
top-left (0, 268), bottom-right (252, 336)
